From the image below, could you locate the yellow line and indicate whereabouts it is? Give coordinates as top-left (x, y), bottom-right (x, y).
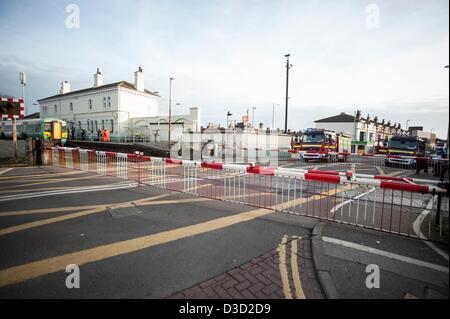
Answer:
top-left (290, 238), bottom-right (305, 299)
top-left (0, 206), bottom-right (273, 288)
top-left (277, 235), bottom-right (293, 299)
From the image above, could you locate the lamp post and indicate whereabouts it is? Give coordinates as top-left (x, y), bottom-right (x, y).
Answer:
top-left (168, 77), bottom-right (174, 148)
top-left (284, 54), bottom-right (293, 134)
top-left (226, 111), bottom-right (232, 129)
top-left (446, 66), bottom-right (449, 155)
top-left (252, 107), bottom-right (256, 128)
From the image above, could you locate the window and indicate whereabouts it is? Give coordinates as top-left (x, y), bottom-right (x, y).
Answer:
top-left (107, 96), bottom-right (111, 108)
top-left (42, 106), bottom-right (46, 117)
top-left (110, 119), bottom-right (114, 133)
top-left (103, 97), bottom-right (107, 109)
top-left (70, 102), bottom-right (73, 113)
top-left (54, 104), bottom-right (58, 114)
top-left (87, 120), bottom-right (90, 132)
top-left (78, 121), bottom-right (82, 130)
top-left (359, 131), bottom-right (365, 142)
top-left (95, 120), bottom-right (98, 132)
top-left (101, 120), bottom-right (105, 129)
top-left (88, 99), bottom-right (93, 111)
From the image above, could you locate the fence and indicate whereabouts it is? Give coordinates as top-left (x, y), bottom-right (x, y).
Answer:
top-left (44, 147), bottom-right (449, 243)
top-left (288, 151), bottom-right (449, 175)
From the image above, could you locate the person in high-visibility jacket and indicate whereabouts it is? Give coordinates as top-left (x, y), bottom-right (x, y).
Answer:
top-left (101, 129), bottom-right (110, 142)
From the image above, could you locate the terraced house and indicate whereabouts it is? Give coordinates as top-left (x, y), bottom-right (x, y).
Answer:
top-left (314, 111), bottom-right (409, 154)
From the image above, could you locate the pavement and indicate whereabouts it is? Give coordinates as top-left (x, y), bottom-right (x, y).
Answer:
top-left (0, 164), bottom-right (448, 299)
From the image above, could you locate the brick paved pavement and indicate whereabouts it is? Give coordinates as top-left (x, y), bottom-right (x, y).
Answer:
top-left (168, 236), bottom-right (325, 299)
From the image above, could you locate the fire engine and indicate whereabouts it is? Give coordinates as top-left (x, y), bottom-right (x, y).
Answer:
top-left (290, 128), bottom-right (352, 161)
top-left (376, 135), bottom-right (426, 167)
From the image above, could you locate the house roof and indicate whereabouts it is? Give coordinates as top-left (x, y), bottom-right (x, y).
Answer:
top-left (314, 113), bottom-right (356, 123)
top-left (38, 81), bottom-right (159, 102)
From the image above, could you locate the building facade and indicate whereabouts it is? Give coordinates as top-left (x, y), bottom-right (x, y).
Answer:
top-left (315, 111), bottom-right (409, 154)
top-left (38, 68), bottom-right (201, 142)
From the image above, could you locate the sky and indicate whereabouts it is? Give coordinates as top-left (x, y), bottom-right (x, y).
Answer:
top-left (0, 0), bottom-right (448, 138)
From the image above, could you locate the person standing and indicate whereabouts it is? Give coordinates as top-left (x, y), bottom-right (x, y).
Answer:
top-left (35, 137), bottom-right (43, 166)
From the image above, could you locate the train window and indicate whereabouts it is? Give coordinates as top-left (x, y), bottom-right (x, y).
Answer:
top-left (44, 122), bottom-right (51, 131)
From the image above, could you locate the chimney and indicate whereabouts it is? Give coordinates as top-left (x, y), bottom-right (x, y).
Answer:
top-left (134, 66), bottom-right (144, 92)
top-left (60, 81), bottom-right (71, 94)
top-left (94, 68), bottom-right (103, 87)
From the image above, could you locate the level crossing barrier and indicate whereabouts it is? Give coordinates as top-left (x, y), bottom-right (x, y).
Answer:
top-left (43, 147), bottom-right (449, 242)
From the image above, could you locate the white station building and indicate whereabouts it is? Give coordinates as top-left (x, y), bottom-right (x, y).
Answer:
top-left (38, 67), bottom-right (201, 142)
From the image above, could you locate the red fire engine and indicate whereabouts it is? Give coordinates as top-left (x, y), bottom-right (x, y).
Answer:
top-left (290, 128), bottom-right (352, 161)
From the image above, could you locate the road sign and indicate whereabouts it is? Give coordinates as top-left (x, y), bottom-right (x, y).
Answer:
top-left (0, 98), bottom-right (25, 119)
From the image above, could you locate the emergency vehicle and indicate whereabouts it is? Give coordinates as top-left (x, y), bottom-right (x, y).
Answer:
top-left (290, 128), bottom-right (352, 161)
top-left (376, 135), bottom-right (426, 167)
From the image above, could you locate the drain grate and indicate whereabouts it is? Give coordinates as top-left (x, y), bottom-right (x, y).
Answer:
top-left (107, 203), bottom-right (144, 218)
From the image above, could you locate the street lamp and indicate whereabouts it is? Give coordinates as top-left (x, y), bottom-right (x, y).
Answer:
top-left (284, 54), bottom-right (293, 134)
top-left (252, 107), bottom-right (256, 128)
top-left (168, 77), bottom-right (174, 148)
top-left (226, 111), bottom-right (232, 129)
top-left (446, 66), bottom-right (449, 153)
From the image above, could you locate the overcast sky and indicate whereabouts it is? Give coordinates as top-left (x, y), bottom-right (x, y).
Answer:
top-left (0, 0), bottom-right (448, 137)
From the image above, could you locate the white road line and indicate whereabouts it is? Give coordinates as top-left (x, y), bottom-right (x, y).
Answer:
top-left (376, 166), bottom-right (385, 175)
top-left (322, 236), bottom-right (449, 274)
top-left (330, 187), bottom-right (376, 213)
top-left (0, 168), bottom-right (13, 175)
top-left (413, 196), bottom-right (449, 262)
top-left (0, 182), bottom-right (138, 202)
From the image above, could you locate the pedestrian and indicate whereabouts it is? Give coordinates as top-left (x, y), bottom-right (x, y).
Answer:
top-left (35, 137), bottom-right (43, 166)
top-left (415, 157), bottom-right (428, 175)
top-left (97, 129), bottom-right (102, 141)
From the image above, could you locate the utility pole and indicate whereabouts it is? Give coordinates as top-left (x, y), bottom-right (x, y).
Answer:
top-left (13, 72), bottom-right (26, 163)
top-left (168, 77), bottom-right (174, 149)
top-left (284, 54), bottom-right (292, 134)
top-left (446, 66), bottom-right (449, 155)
